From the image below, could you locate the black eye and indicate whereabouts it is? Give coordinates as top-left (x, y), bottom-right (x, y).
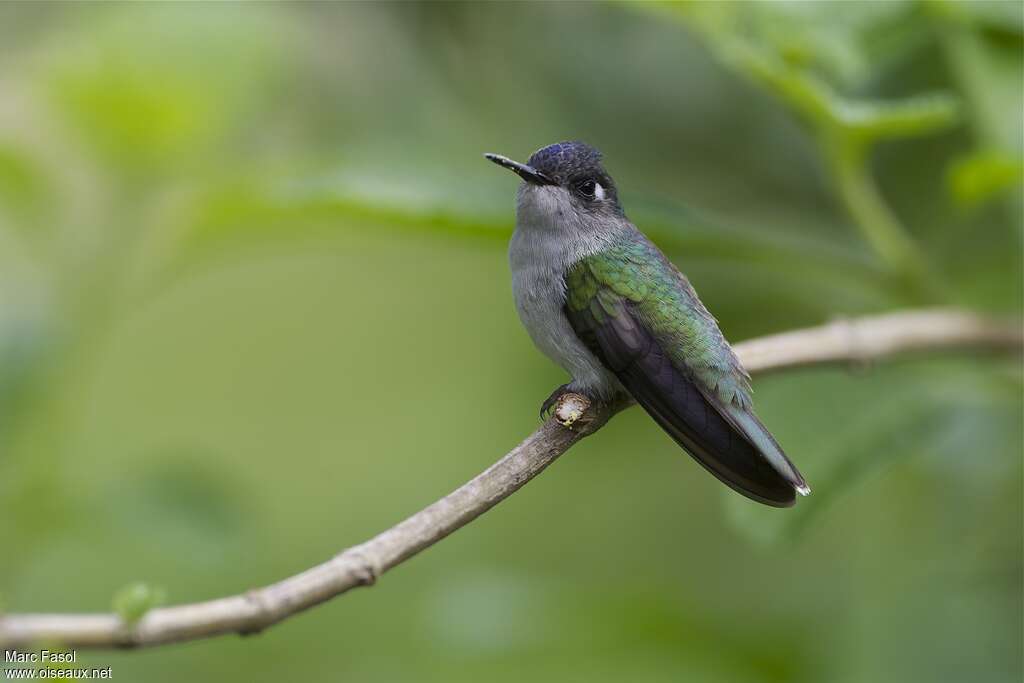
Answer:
top-left (575, 179), bottom-right (597, 198)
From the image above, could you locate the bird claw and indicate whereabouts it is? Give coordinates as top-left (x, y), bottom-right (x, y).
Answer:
top-left (539, 384), bottom-right (570, 420)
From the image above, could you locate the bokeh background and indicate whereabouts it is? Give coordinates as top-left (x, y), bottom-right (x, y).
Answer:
top-left (1, 2), bottom-right (1021, 682)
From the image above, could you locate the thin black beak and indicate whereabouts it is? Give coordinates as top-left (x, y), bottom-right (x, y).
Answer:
top-left (484, 153), bottom-right (555, 185)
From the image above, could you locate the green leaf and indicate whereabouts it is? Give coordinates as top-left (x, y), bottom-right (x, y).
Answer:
top-left (948, 151), bottom-right (1024, 208)
top-left (947, 0), bottom-right (1024, 35)
top-left (836, 94), bottom-right (960, 144)
top-left (112, 581), bottom-right (166, 624)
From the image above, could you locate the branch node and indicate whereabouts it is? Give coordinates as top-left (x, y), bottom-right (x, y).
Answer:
top-left (831, 315), bottom-right (874, 373)
top-left (119, 624), bottom-right (142, 649)
top-left (345, 550), bottom-right (381, 587)
top-left (239, 589), bottom-right (272, 636)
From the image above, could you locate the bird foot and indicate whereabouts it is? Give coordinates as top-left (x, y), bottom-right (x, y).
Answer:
top-left (540, 385), bottom-right (591, 428)
top-left (540, 384), bottom-right (571, 420)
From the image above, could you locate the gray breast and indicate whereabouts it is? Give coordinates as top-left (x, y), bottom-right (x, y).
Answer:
top-left (507, 186), bottom-right (621, 397)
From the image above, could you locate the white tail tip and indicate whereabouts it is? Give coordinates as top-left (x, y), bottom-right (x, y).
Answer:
top-left (796, 484), bottom-right (811, 497)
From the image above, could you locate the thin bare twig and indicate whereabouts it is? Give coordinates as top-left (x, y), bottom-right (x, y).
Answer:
top-left (0, 308), bottom-right (1019, 650)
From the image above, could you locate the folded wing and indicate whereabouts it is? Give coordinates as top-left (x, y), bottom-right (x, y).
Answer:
top-left (564, 238), bottom-right (807, 507)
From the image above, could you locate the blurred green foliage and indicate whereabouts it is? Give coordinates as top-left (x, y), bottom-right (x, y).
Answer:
top-left (112, 581), bottom-right (166, 626)
top-left (0, 2), bottom-right (1020, 682)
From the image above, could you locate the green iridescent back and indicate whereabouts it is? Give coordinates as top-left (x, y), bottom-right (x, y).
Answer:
top-left (565, 232), bottom-right (753, 409)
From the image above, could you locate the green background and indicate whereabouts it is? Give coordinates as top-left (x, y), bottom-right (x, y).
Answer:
top-left (0, 2), bottom-right (1020, 682)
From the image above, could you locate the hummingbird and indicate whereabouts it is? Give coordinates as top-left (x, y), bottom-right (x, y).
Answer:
top-left (485, 141), bottom-right (809, 507)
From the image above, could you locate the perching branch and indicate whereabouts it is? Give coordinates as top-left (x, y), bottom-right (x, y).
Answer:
top-left (0, 308), bottom-right (1019, 650)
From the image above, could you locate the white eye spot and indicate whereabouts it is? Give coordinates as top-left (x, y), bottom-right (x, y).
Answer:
top-left (593, 182), bottom-right (605, 200)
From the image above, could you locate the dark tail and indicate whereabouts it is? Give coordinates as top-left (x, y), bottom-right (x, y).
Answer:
top-left (570, 303), bottom-right (799, 507)
top-left (619, 339), bottom-right (797, 506)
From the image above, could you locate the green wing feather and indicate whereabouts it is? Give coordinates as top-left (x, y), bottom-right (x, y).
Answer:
top-left (565, 233), bottom-right (807, 504)
top-left (567, 236), bottom-right (752, 402)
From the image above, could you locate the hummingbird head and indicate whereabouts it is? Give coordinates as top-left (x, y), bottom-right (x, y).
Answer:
top-left (485, 142), bottom-right (624, 227)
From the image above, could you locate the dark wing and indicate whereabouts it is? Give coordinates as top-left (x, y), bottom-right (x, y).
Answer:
top-left (564, 241), bottom-right (807, 507)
